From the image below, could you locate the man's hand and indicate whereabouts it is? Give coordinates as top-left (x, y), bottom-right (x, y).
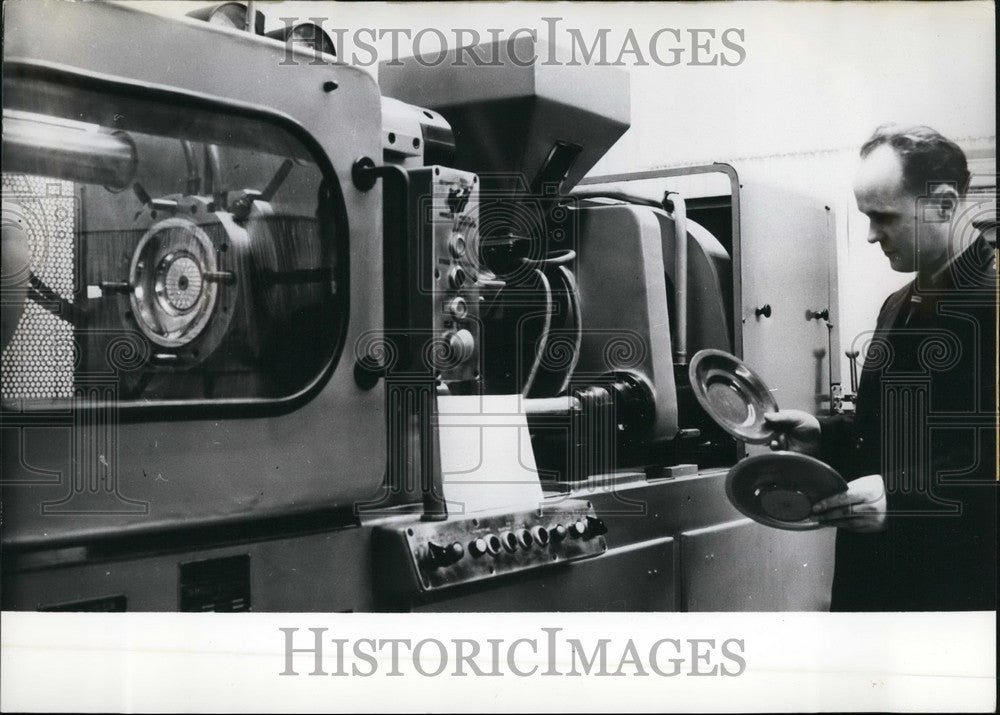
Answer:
top-left (811, 474), bottom-right (887, 532)
top-left (763, 409), bottom-right (821, 456)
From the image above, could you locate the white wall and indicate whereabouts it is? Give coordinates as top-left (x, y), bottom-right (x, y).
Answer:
top-left (585, 2), bottom-right (995, 172)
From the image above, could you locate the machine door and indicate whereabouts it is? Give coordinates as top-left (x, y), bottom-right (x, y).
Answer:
top-left (738, 181), bottom-right (838, 454)
top-left (1, 0), bottom-right (385, 550)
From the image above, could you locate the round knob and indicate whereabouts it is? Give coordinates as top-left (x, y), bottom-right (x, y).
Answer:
top-left (447, 266), bottom-right (467, 289)
top-left (485, 534), bottom-right (502, 556)
top-left (449, 233), bottom-right (467, 258)
top-left (755, 304), bottom-right (772, 318)
top-left (447, 296), bottom-right (468, 320)
top-left (469, 537), bottom-right (489, 558)
top-left (501, 531), bottom-right (518, 553)
top-left (568, 521), bottom-right (587, 539)
top-left (516, 528), bottom-right (533, 550)
top-left (531, 526), bottom-right (550, 546)
top-left (550, 524), bottom-right (568, 542)
top-left (445, 329), bottom-right (475, 363)
top-left (808, 308), bottom-right (830, 321)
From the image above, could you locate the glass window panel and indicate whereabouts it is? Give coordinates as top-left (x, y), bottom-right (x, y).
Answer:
top-left (2, 79), bottom-right (343, 407)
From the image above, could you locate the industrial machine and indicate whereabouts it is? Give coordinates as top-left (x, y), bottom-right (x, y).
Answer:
top-left (1, 1), bottom-right (837, 612)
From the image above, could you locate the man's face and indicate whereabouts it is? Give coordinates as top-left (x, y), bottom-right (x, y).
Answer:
top-left (853, 144), bottom-right (949, 273)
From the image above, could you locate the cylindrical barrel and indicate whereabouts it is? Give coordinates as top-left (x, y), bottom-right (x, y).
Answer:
top-left (523, 395), bottom-right (582, 415)
top-left (2, 112), bottom-right (138, 190)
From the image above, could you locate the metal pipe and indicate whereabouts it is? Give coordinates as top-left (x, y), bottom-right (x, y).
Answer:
top-left (569, 189), bottom-right (662, 209)
top-left (2, 111), bottom-right (137, 190)
top-left (180, 140), bottom-right (201, 195)
top-left (243, 0), bottom-right (255, 32)
top-left (667, 191), bottom-right (689, 365)
top-left (204, 143), bottom-right (223, 198)
top-left (523, 396), bottom-right (582, 415)
top-left (521, 268), bottom-right (553, 397)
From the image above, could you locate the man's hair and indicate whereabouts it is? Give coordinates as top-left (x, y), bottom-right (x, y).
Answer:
top-left (860, 123), bottom-right (970, 196)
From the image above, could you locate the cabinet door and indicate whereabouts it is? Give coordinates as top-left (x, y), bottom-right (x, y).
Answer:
top-left (680, 519), bottom-right (835, 611)
top-left (739, 183), bottom-right (837, 454)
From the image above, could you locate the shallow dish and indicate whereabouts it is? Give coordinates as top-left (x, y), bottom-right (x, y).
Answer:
top-left (688, 349), bottom-right (779, 444)
top-left (725, 451), bottom-right (848, 531)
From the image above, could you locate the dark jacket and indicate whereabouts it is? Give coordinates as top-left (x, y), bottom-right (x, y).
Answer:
top-left (818, 236), bottom-right (997, 611)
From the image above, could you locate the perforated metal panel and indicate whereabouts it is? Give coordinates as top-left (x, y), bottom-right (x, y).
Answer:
top-left (1, 174), bottom-right (76, 400)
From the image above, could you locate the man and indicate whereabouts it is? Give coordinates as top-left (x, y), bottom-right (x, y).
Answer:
top-left (765, 124), bottom-right (996, 611)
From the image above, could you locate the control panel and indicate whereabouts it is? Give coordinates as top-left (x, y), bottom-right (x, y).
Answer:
top-left (409, 166), bottom-right (481, 384)
top-left (373, 500), bottom-right (608, 597)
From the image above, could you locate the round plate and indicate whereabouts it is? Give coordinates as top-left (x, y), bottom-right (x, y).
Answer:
top-left (725, 451), bottom-right (848, 530)
top-left (688, 349), bottom-right (779, 444)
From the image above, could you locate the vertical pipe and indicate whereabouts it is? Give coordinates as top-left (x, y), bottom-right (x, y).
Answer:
top-left (180, 140), bottom-right (201, 195)
top-left (668, 192), bottom-right (689, 365)
top-left (243, 0), bottom-right (256, 32)
top-left (204, 144), bottom-right (224, 205)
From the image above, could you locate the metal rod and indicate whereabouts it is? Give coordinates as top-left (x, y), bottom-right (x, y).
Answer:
top-left (204, 143), bottom-right (223, 200)
top-left (244, 0), bottom-right (256, 32)
top-left (523, 396), bottom-right (582, 415)
top-left (2, 111), bottom-right (137, 190)
top-left (668, 191), bottom-right (689, 365)
top-left (180, 140), bottom-right (201, 195)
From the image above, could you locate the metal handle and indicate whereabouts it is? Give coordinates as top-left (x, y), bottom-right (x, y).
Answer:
top-left (352, 158), bottom-right (412, 373)
top-left (845, 350), bottom-right (860, 394)
top-left (754, 303), bottom-right (772, 318)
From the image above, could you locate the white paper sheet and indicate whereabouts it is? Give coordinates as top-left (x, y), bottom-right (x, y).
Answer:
top-left (437, 394), bottom-right (545, 514)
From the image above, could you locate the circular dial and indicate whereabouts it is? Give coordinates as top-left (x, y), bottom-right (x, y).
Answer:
top-left (129, 218), bottom-right (220, 348)
top-left (157, 253), bottom-right (204, 312)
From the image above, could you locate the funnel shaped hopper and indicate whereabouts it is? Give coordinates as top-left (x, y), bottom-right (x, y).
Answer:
top-left (379, 35), bottom-right (630, 196)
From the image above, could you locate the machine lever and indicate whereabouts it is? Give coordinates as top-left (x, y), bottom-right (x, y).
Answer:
top-left (427, 540), bottom-right (464, 567)
top-left (132, 182), bottom-right (152, 207)
top-left (99, 281), bottom-right (134, 295)
top-left (202, 271), bottom-right (236, 286)
top-left (26, 272), bottom-right (85, 324)
top-left (215, 153), bottom-right (292, 222)
top-left (259, 158), bottom-right (295, 203)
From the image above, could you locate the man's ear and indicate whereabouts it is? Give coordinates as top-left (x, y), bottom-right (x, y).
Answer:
top-left (929, 183), bottom-right (959, 219)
